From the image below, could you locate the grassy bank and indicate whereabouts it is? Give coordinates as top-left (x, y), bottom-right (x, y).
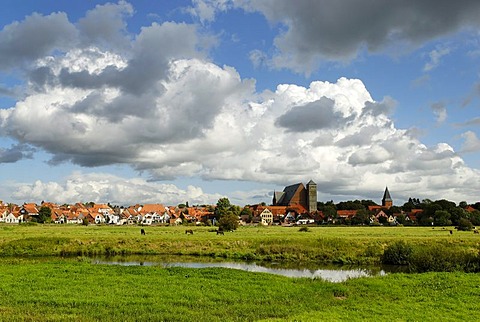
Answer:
top-left (1, 224), bottom-right (479, 266)
top-left (0, 258), bottom-right (478, 321)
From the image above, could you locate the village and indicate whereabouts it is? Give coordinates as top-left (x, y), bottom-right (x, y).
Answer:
top-left (1, 181), bottom-right (479, 228)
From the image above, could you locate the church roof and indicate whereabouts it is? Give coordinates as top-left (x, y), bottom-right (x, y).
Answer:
top-left (277, 183), bottom-right (304, 206)
top-left (382, 187), bottom-right (392, 201)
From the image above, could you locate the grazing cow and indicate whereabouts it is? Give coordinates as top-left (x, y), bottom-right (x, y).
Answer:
top-left (141, 228), bottom-right (146, 235)
top-left (474, 229), bottom-right (479, 234)
top-left (216, 230), bottom-right (224, 235)
top-left (449, 230), bottom-right (453, 235)
top-left (185, 229), bottom-right (194, 235)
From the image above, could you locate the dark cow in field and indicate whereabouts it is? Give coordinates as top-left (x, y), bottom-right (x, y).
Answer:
top-left (474, 229), bottom-right (479, 234)
top-left (141, 228), bottom-right (146, 235)
top-left (449, 230), bottom-right (453, 235)
top-left (185, 229), bottom-right (194, 235)
top-left (216, 229), bottom-right (224, 235)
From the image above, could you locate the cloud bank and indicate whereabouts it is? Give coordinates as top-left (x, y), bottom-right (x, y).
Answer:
top-left (1, 1), bottom-right (479, 205)
top-left (194, 0), bottom-right (480, 73)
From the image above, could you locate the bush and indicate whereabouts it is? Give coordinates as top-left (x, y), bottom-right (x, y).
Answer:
top-left (381, 241), bottom-right (413, 265)
top-left (218, 213), bottom-right (239, 231)
top-left (457, 218), bottom-right (473, 231)
top-left (409, 246), bottom-right (480, 273)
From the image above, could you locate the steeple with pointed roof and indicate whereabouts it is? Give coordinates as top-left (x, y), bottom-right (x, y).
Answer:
top-left (382, 187), bottom-right (393, 209)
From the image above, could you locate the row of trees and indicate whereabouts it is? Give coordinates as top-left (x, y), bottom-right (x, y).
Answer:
top-left (317, 198), bottom-right (480, 227)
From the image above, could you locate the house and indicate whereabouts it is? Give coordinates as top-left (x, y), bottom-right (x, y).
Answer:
top-left (336, 210), bottom-right (357, 219)
top-left (387, 215), bottom-right (397, 225)
top-left (94, 213), bottom-right (105, 224)
top-left (52, 209), bottom-right (66, 224)
top-left (375, 210), bottom-right (388, 222)
top-left (296, 218), bottom-right (314, 225)
top-left (20, 203), bottom-right (39, 221)
top-left (5, 206), bottom-right (23, 224)
top-left (0, 206), bottom-right (8, 223)
top-left (121, 206), bottom-right (141, 224)
top-left (87, 204), bottom-right (115, 224)
top-left (259, 208), bottom-right (274, 225)
top-left (466, 206), bottom-right (476, 213)
top-left (405, 209), bottom-right (423, 223)
top-left (169, 216), bottom-right (183, 225)
top-left (5, 212), bottom-right (21, 223)
top-left (66, 212), bottom-right (82, 224)
top-left (139, 204), bottom-right (168, 225)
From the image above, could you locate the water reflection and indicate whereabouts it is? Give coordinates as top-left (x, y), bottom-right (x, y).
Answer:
top-left (91, 255), bottom-right (391, 282)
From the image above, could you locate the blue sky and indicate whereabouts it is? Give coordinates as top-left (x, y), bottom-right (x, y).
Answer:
top-left (0, 0), bottom-right (479, 206)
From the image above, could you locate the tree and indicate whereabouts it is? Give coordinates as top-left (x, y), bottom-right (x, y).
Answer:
top-left (214, 197), bottom-right (232, 219)
top-left (213, 198), bottom-right (240, 230)
top-left (323, 205), bottom-right (337, 219)
top-left (458, 218), bottom-right (473, 231)
top-left (469, 210), bottom-right (480, 226)
top-left (433, 210), bottom-right (451, 226)
top-left (37, 206), bottom-right (52, 224)
top-left (240, 207), bottom-right (253, 223)
top-left (396, 213), bottom-right (407, 225)
top-left (449, 207), bottom-right (467, 226)
top-left (214, 198), bottom-right (240, 219)
top-left (218, 212), bottom-right (239, 231)
top-left (352, 208), bottom-right (369, 225)
top-left (378, 215), bottom-right (388, 225)
top-left (336, 200), bottom-right (365, 210)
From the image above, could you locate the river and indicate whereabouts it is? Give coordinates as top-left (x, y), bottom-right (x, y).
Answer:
top-left (91, 255), bottom-right (401, 282)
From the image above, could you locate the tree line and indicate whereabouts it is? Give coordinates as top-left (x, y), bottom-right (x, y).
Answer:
top-left (317, 198), bottom-right (480, 228)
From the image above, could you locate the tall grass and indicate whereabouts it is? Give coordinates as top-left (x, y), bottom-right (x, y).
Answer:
top-left (0, 224), bottom-right (479, 269)
top-left (382, 240), bottom-right (480, 272)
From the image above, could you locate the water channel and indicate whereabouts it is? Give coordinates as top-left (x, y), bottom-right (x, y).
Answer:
top-left (91, 255), bottom-right (403, 282)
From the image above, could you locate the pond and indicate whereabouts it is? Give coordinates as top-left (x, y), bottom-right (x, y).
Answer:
top-left (91, 255), bottom-right (400, 282)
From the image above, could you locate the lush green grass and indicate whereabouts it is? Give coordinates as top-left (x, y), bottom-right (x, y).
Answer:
top-left (0, 258), bottom-right (478, 321)
top-left (1, 226), bottom-right (479, 320)
top-left (1, 224), bottom-right (479, 265)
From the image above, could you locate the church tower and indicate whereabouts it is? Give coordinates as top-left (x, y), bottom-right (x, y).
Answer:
top-left (306, 180), bottom-right (317, 213)
top-left (382, 187), bottom-right (393, 209)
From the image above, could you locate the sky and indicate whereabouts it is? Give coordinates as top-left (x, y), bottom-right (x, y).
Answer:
top-left (0, 0), bottom-right (480, 207)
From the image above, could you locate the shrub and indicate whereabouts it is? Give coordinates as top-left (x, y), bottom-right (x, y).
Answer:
top-left (218, 213), bottom-right (239, 231)
top-left (457, 218), bottom-right (473, 231)
top-left (381, 241), bottom-right (413, 265)
top-left (409, 246), bottom-right (480, 273)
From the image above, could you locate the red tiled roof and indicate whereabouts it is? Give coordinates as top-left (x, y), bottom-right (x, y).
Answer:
top-left (139, 204), bottom-right (166, 215)
top-left (336, 210), bottom-right (357, 218)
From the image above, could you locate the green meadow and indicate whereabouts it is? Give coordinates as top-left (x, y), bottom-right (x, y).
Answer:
top-left (0, 258), bottom-right (479, 321)
top-left (0, 225), bottom-right (479, 321)
top-left (1, 224), bottom-right (479, 265)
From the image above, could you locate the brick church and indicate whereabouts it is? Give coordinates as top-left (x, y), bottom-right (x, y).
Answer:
top-left (272, 180), bottom-right (317, 213)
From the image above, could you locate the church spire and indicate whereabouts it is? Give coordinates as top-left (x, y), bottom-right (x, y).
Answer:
top-left (382, 187), bottom-right (393, 209)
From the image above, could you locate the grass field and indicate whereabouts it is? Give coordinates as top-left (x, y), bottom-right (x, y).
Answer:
top-left (0, 224), bottom-right (479, 265)
top-left (0, 225), bottom-right (479, 320)
top-left (0, 257), bottom-right (479, 321)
